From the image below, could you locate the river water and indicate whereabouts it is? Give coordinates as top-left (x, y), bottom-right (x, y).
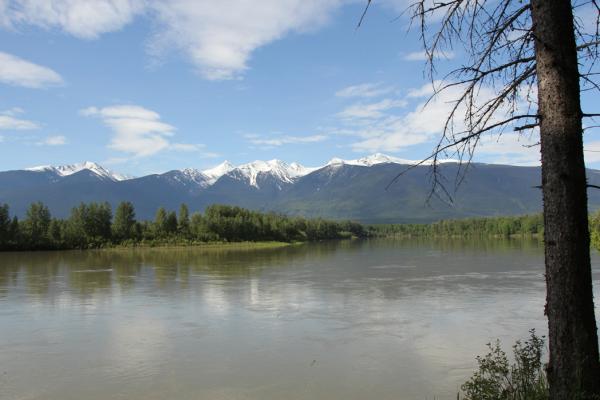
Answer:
top-left (1, 239), bottom-right (599, 400)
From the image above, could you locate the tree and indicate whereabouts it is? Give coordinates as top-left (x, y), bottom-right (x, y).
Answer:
top-left (8, 216), bottom-right (19, 247)
top-left (154, 207), bottom-right (168, 237)
top-left (66, 202), bottom-right (112, 245)
top-left (0, 204), bottom-right (10, 248)
top-left (360, 0), bottom-right (600, 397)
top-left (113, 201), bottom-right (137, 241)
top-left (48, 219), bottom-right (63, 246)
top-left (23, 202), bottom-right (51, 246)
top-left (88, 202), bottom-right (112, 241)
top-left (166, 211), bottom-right (178, 235)
top-left (178, 203), bottom-right (190, 236)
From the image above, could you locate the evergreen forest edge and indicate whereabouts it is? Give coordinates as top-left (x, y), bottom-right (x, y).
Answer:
top-left (3, 201), bottom-right (600, 251)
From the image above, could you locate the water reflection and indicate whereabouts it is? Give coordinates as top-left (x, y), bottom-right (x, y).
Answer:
top-left (1, 239), bottom-right (598, 400)
top-left (0, 238), bottom-right (545, 299)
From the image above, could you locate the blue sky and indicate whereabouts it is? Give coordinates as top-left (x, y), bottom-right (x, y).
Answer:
top-left (0, 0), bottom-right (599, 176)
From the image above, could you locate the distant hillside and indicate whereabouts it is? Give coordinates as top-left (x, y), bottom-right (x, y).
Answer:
top-left (3, 155), bottom-right (600, 223)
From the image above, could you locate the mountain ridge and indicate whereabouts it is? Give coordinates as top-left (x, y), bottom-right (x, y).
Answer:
top-left (3, 154), bottom-right (599, 223)
top-left (21, 153), bottom-right (448, 185)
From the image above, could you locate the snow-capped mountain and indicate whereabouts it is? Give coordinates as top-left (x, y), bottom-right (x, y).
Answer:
top-left (326, 153), bottom-right (403, 167)
top-left (26, 161), bottom-right (132, 181)
top-left (202, 161), bottom-right (235, 184)
top-left (179, 168), bottom-right (211, 188)
top-left (7, 154), bottom-right (600, 222)
top-left (26, 153), bottom-right (455, 188)
top-left (325, 153), bottom-right (458, 167)
top-left (157, 169), bottom-right (212, 192)
top-left (22, 154), bottom-right (457, 189)
top-left (226, 159), bottom-right (315, 188)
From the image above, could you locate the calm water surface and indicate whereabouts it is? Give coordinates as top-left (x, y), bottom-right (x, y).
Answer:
top-left (1, 239), bottom-right (599, 400)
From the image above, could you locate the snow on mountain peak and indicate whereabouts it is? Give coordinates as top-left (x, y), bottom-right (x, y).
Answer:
top-left (185, 154), bottom-right (432, 188)
top-left (325, 153), bottom-right (456, 167)
top-left (235, 159), bottom-right (290, 187)
top-left (26, 161), bottom-right (131, 181)
top-left (178, 168), bottom-right (211, 186)
top-left (354, 153), bottom-right (398, 166)
top-left (180, 168), bottom-right (204, 178)
top-left (326, 157), bottom-right (346, 166)
top-left (225, 159), bottom-right (314, 188)
top-left (22, 154), bottom-right (458, 189)
top-left (288, 162), bottom-right (318, 177)
top-left (202, 161), bottom-right (235, 184)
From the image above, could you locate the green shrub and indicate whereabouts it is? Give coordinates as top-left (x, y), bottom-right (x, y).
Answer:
top-left (461, 330), bottom-right (548, 400)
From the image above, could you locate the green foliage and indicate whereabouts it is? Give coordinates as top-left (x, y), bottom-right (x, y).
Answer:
top-left (178, 203), bottom-right (190, 237)
top-left (0, 203), bottom-right (10, 248)
top-left (154, 207), bottom-right (168, 238)
top-left (166, 211), bottom-right (178, 235)
top-left (371, 214), bottom-right (544, 238)
top-left (65, 202), bottom-right (113, 248)
top-left (590, 209), bottom-right (600, 251)
top-left (22, 202), bottom-right (51, 246)
top-left (461, 330), bottom-right (548, 400)
top-left (0, 202), bottom-right (366, 251)
top-left (7, 204), bottom-right (600, 251)
top-left (113, 201), bottom-right (137, 241)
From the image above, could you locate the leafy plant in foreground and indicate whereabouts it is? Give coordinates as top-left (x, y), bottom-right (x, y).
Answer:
top-left (461, 330), bottom-right (548, 400)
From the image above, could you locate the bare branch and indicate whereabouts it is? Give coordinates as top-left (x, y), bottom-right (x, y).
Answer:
top-left (357, 0), bottom-right (372, 29)
top-left (385, 114), bottom-right (539, 190)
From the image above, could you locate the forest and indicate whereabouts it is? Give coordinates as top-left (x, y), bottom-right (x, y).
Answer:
top-left (371, 211), bottom-right (600, 251)
top-left (0, 202), bottom-right (367, 250)
top-left (4, 201), bottom-right (600, 252)
top-left (371, 214), bottom-right (545, 238)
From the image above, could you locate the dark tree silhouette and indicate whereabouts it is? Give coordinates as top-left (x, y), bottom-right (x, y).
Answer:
top-left (360, 0), bottom-right (600, 397)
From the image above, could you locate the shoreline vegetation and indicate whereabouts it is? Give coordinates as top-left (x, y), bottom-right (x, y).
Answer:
top-left (0, 202), bottom-right (367, 251)
top-left (458, 330), bottom-right (548, 400)
top-left (2, 201), bottom-right (600, 252)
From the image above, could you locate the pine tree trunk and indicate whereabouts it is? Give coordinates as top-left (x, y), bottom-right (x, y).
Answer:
top-left (530, 0), bottom-right (600, 398)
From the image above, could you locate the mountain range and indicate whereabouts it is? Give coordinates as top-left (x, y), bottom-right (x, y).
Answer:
top-left (2, 154), bottom-right (600, 223)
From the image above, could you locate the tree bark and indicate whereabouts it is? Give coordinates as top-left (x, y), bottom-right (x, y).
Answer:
top-left (530, 0), bottom-right (600, 398)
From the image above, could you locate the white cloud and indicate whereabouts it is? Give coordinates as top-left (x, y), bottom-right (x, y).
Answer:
top-left (0, 114), bottom-right (38, 130)
top-left (169, 143), bottom-right (202, 152)
top-left (377, 0), bottom-right (448, 21)
top-left (406, 82), bottom-right (437, 98)
top-left (82, 104), bottom-right (175, 157)
top-left (342, 81), bottom-right (529, 154)
top-left (2, 0), bottom-right (144, 39)
top-left (403, 50), bottom-right (455, 61)
top-left (148, 0), bottom-right (342, 80)
top-left (0, 51), bottom-right (63, 88)
top-left (1, 107), bottom-right (25, 116)
top-left (168, 142), bottom-right (219, 157)
top-left (81, 105), bottom-right (159, 120)
top-left (335, 83), bottom-right (394, 98)
top-left (337, 98), bottom-right (407, 121)
top-left (584, 141), bottom-right (600, 164)
top-left (476, 132), bottom-right (540, 165)
top-left (36, 135), bottom-right (67, 146)
top-left (246, 133), bottom-right (327, 147)
top-left (0, 1), bottom-right (344, 81)
top-left (348, 116), bottom-right (434, 152)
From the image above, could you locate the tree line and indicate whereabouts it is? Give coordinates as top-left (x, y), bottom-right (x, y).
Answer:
top-left (370, 210), bottom-right (600, 253)
top-left (0, 202), bottom-right (367, 250)
top-left (5, 201), bottom-right (600, 251)
top-left (370, 214), bottom-right (545, 238)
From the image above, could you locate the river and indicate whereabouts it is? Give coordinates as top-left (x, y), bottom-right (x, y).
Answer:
top-left (1, 239), bottom-right (599, 399)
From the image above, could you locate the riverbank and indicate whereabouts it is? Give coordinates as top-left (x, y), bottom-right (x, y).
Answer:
top-left (105, 240), bottom-right (299, 251)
